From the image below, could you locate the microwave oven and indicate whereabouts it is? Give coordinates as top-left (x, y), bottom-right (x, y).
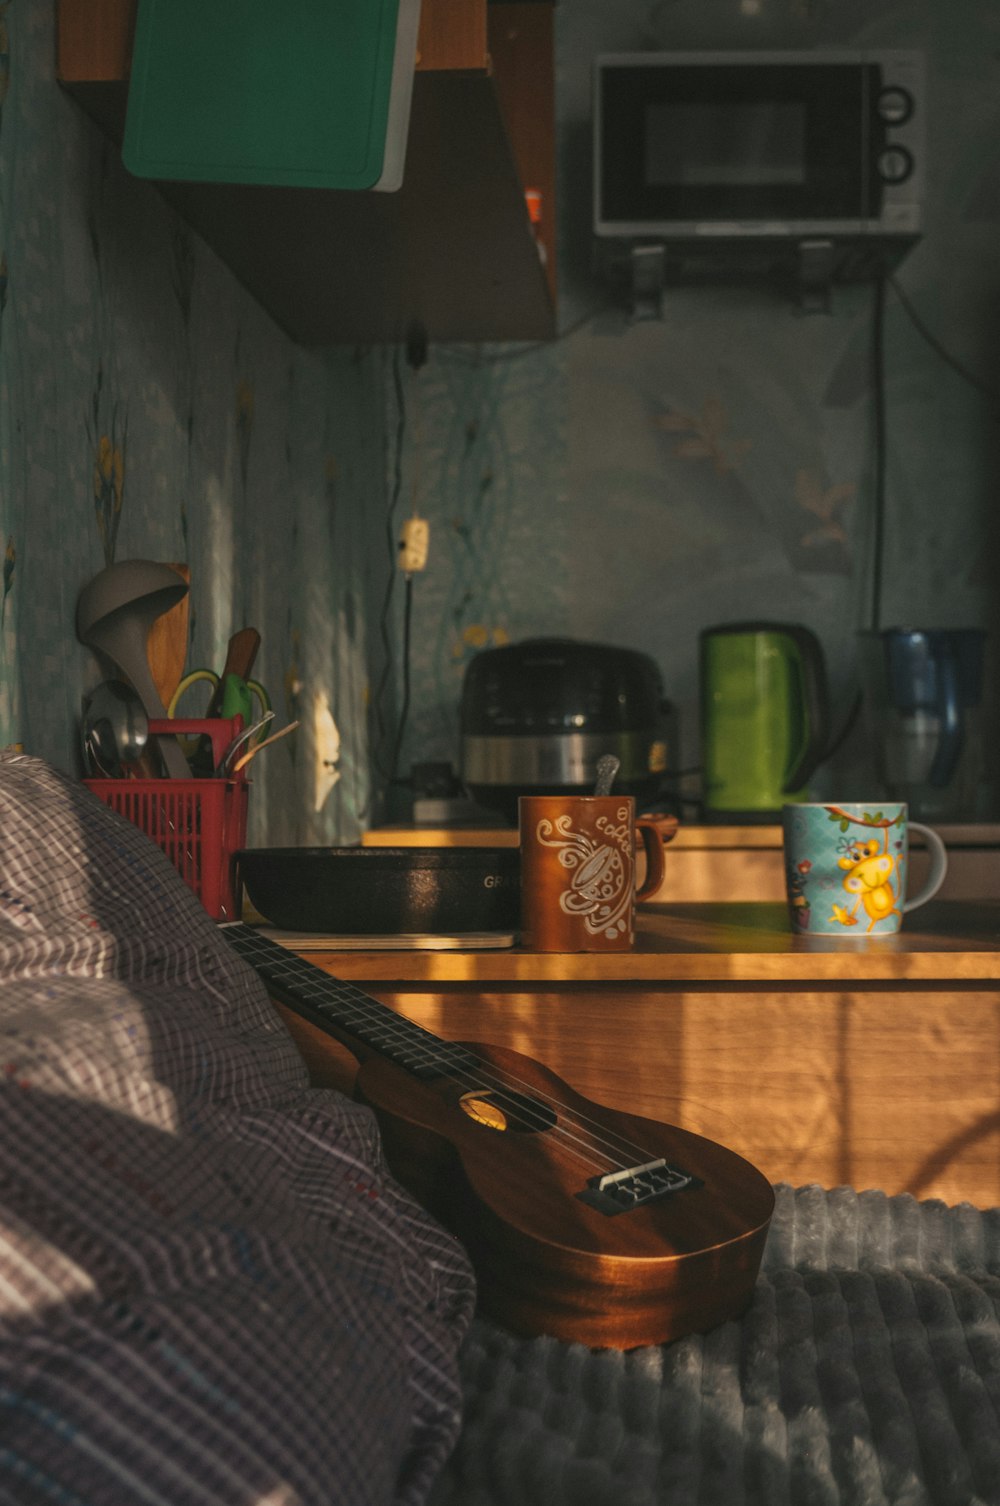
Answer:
top-left (593, 50), bottom-right (924, 291)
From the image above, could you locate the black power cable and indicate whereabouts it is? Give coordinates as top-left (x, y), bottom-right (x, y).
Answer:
top-left (888, 273), bottom-right (1000, 415)
top-left (371, 344), bottom-right (406, 788)
top-left (825, 267), bottom-right (1000, 770)
top-left (386, 573), bottom-right (414, 791)
top-left (869, 275), bottom-right (887, 635)
top-left (821, 274), bottom-right (888, 766)
top-left (371, 330), bottom-right (428, 810)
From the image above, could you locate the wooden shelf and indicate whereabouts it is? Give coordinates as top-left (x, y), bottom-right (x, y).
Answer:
top-left (270, 900), bottom-right (1000, 984)
top-left (55, 0), bottom-right (556, 344)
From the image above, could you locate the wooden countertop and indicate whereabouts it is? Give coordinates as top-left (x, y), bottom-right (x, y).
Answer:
top-left (270, 899), bottom-right (1000, 985)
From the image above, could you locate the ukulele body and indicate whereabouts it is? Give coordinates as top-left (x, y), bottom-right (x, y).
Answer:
top-left (353, 1042), bottom-right (774, 1351)
top-left (221, 926), bottom-right (774, 1352)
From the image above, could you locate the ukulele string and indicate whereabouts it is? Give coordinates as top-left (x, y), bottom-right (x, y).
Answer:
top-left (428, 1053), bottom-right (664, 1179)
top-left (234, 932), bottom-right (664, 1181)
top-left (305, 962), bottom-right (665, 1173)
top-left (272, 951), bottom-right (657, 1174)
top-left (322, 983), bottom-right (660, 1179)
top-left (260, 942), bottom-right (657, 1178)
top-left (254, 943), bottom-right (648, 1178)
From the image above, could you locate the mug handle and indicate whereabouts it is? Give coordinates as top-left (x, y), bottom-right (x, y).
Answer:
top-left (903, 822), bottom-right (948, 911)
top-left (635, 814), bottom-right (677, 901)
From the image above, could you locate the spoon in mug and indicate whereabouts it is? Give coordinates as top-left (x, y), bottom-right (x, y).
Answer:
top-left (593, 754), bottom-right (620, 797)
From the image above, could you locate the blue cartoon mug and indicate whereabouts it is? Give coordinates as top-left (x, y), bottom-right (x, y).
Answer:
top-left (782, 802), bottom-right (948, 936)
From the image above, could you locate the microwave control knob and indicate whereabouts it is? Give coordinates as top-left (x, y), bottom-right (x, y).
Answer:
top-left (877, 145), bottom-right (914, 185)
top-left (876, 85), bottom-right (914, 125)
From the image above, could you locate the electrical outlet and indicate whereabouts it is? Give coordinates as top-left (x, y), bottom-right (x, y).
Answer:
top-left (398, 516), bottom-right (429, 572)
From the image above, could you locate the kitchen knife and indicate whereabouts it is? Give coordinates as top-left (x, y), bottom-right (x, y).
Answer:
top-left (206, 627), bottom-right (261, 718)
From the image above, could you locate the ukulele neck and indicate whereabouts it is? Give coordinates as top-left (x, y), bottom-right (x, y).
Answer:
top-left (222, 922), bottom-right (477, 1080)
top-left (222, 924), bottom-right (702, 1215)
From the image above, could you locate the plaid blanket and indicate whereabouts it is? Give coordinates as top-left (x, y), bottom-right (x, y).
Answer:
top-left (0, 752), bottom-right (476, 1506)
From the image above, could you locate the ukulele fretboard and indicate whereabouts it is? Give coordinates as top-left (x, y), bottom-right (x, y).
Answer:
top-left (223, 923), bottom-right (479, 1079)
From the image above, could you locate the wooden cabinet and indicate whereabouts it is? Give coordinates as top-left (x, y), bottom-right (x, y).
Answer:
top-left (416, 0), bottom-right (489, 71)
top-left (56, 0), bottom-right (136, 80)
top-left (55, 0), bottom-right (556, 343)
top-left (270, 900), bottom-right (1000, 1210)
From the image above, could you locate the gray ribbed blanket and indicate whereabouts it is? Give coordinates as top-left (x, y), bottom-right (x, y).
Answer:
top-left (432, 1184), bottom-right (1000, 1506)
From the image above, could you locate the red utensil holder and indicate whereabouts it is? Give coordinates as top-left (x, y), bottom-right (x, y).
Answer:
top-left (83, 717), bottom-right (249, 920)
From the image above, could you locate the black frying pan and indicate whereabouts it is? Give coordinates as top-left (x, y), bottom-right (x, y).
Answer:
top-left (237, 846), bottom-right (520, 935)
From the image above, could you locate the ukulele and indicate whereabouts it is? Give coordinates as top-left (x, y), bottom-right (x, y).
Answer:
top-left (222, 923), bottom-right (775, 1351)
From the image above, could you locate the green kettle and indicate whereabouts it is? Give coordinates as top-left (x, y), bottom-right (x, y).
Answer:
top-left (699, 622), bottom-right (830, 820)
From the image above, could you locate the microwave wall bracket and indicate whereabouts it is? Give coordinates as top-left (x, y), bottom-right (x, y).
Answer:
top-left (795, 238), bottom-right (837, 315)
top-left (629, 245), bottom-right (665, 322)
top-left (594, 230), bottom-right (919, 316)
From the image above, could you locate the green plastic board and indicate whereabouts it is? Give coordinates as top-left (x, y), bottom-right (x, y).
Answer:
top-left (123, 0), bottom-right (420, 191)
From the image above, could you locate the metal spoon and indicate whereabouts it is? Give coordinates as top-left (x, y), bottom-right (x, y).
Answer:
top-left (216, 710), bottom-right (275, 776)
top-left (76, 560), bottom-right (191, 778)
top-left (81, 680), bottom-right (151, 777)
top-left (593, 753), bottom-right (620, 796)
top-left (231, 719), bottom-right (300, 774)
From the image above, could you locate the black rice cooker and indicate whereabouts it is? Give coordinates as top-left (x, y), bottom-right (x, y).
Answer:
top-left (460, 637), bottom-right (675, 823)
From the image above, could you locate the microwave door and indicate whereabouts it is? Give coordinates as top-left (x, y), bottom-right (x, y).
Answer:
top-left (596, 59), bottom-right (871, 238)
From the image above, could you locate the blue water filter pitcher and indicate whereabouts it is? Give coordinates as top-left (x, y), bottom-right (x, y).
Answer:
top-left (857, 628), bottom-right (987, 821)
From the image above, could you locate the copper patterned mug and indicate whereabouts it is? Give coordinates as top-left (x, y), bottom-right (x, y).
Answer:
top-left (518, 795), bottom-right (674, 952)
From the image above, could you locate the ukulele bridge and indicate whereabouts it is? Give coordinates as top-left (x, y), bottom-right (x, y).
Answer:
top-left (577, 1158), bottom-right (700, 1216)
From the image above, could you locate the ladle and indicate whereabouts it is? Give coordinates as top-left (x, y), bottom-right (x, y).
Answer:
top-left (81, 680), bottom-right (150, 777)
top-left (76, 560), bottom-right (190, 778)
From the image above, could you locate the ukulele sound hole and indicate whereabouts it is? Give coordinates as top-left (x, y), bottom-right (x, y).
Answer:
top-left (459, 1089), bottom-right (556, 1134)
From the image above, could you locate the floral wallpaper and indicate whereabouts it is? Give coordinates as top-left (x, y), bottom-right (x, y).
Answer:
top-left (0, 5), bottom-right (387, 846)
top-left (384, 0), bottom-right (1000, 820)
